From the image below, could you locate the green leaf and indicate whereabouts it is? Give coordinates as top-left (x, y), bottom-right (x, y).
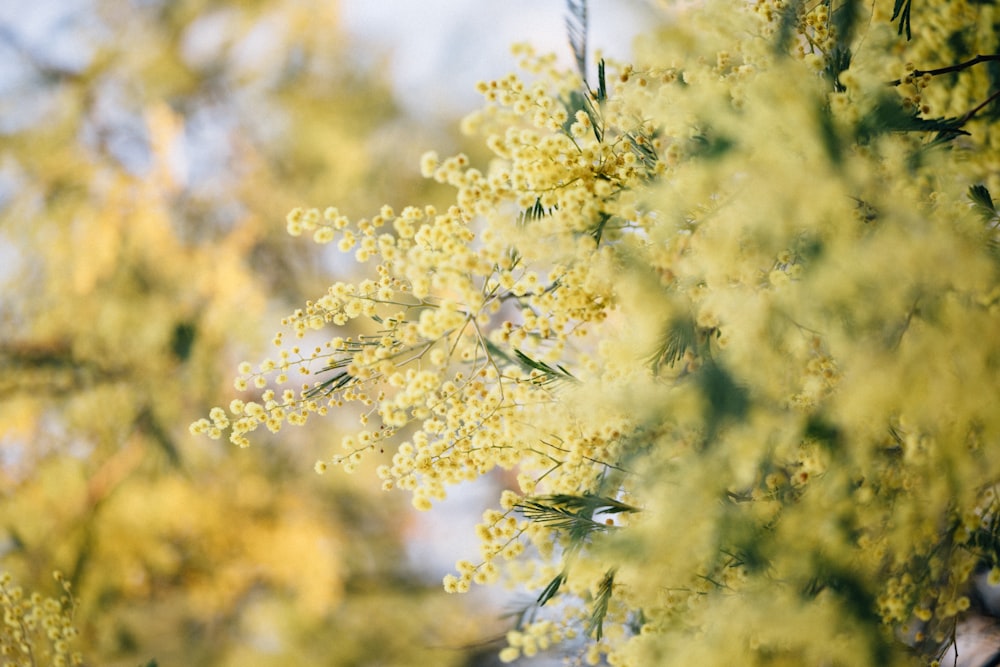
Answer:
top-left (856, 94), bottom-right (969, 143)
top-left (170, 321), bottom-right (197, 361)
top-left (772, 0), bottom-right (805, 56)
top-left (484, 341), bottom-right (578, 386)
top-left (596, 58), bottom-right (607, 102)
top-left (851, 197), bottom-right (878, 224)
top-left (969, 184), bottom-right (997, 222)
top-left (562, 89), bottom-right (604, 142)
top-left (701, 362), bottom-right (749, 421)
top-left (832, 0), bottom-right (860, 49)
top-left (565, 0), bottom-right (588, 86)
top-left (586, 569), bottom-right (616, 640)
top-left (689, 131), bottom-right (734, 160)
top-left (697, 360), bottom-right (750, 446)
top-left (590, 212), bottom-right (612, 245)
top-left (304, 369), bottom-right (355, 399)
top-left (516, 499), bottom-right (609, 538)
top-left (625, 129), bottom-right (660, 178)
top-left (817, 100), bottom-right (843, 165)
top-left (513, 349), bottom-right (578, 384)
top-left (825, 45), bottom-right (851, 93)
top-left (483, 338), bottom-right (518, 367)
top-left (648, 317), bottom-right (697, 373)
top-left (518, 197), bottom-right (556, 226)
top-left (542, 493), bottom-right (639, 515)
top-left (805, 415), bottom-right (844, 451)
top-left (536, 571), bottom-right (567, 606)
top-left (891, 0), bottom-right (913, 40)
top-left (516, 494), bottom-right (638, 544)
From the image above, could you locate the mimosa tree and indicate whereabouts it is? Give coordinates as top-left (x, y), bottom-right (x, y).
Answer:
top-left (197, 1), bottom-right (1000, 664)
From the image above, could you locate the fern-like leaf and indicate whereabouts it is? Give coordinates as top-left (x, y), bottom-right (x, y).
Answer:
top-left (772, 0), bottom-right (805, 55)
top-left (303, 370), bottom-right (356, 399)
top-left (586, 569), bottom-right (616, 640)
top-left (518, 197), bottom-right (556, 225)
top-left (969, 184), bottom-right (997, 223)
top-left (562, 88), bottom-right (604, 142)
top-left (517, 499), bottom-right (608, 543)
top-left (856, 94), bottom-right (969, 143)
top-left (648, 317), bottom-right (696, 373)
top-left (516, 494), bottom-right (638, 544)
top-left (542, 493), bottom-right (639, 516)
top-left (513, 349), bottom-right (578, 384)
top-left (304, 353), bottom-right (356, 398)
top-left (590, 212), bottom-right (612, 245)
top-left (537, 571), bottom-right (567, 606)
top-left (891, 0), bottom-right (914, 40)
top-left (566, 0), bottom-right (588, 86)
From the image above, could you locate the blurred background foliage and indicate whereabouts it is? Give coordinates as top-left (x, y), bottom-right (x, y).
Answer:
top-left (0, 0), bottom-right (497, 664)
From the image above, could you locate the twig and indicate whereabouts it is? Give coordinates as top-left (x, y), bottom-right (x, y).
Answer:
top-left (888, 54), bottom-right (1000, 86)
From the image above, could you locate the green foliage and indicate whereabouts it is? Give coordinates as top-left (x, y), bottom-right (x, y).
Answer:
top-left (561, 88), bottom-right (605, 142)
top-left (647, 317), bottom-right (698, 372)
top-left (516, 494), bottom-right (637, 542)
top-left (513, 493), bottom-right (633, 644)
top-left (566, 0), bottom-right (589, 87)
top-left (585, 568), bottom-right (616, 640)
top-left (517, 197), bottom-right (556, 225)
top-left (855, 93), bottom-right (969, 144)
top-left (969, 184), bottom-right (997, 223)
top-left (535, 571), bottom-right (567, 608)
top-left (891, 0), bottom-right (914, 40)
top-left (511, 350), bottom-right (579, 386)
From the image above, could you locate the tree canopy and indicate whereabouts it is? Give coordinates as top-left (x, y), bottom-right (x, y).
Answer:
top-left (195, 0), bottom-right (1000, 665)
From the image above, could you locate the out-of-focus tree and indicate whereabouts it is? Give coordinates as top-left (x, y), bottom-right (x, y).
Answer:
top-left (0, 1), bottom-right (491, 665)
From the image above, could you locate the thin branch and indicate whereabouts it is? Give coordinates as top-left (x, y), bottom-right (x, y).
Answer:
top-left (889, 54), bottom-right (1000, 86)
top-left (958, 87), bottom-right (1000, 126)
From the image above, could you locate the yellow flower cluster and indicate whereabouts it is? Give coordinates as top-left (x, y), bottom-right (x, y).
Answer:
top-left (499, 617), bottom-right (575, 663)
top-left (0, 572), bottom-right (82, 667)
top-left (196, 0), bottom-right (1000, 664)
top-left (193, 43), bottom-right (662, 512)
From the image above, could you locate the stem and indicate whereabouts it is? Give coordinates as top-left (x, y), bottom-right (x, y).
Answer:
top-left (913, 54), bottom-right (1000, 80)
top-left (959, 87), bottom-right (1000, 125)
top-left (889, 54), bottom-right (1000, 86)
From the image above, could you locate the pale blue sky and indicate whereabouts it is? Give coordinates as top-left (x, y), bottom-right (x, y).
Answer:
top-left (341, 0), bottom-right (654, 118)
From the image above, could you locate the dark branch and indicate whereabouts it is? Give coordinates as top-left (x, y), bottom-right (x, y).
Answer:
top-left (889, 54), bottom-right (1000, 86)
